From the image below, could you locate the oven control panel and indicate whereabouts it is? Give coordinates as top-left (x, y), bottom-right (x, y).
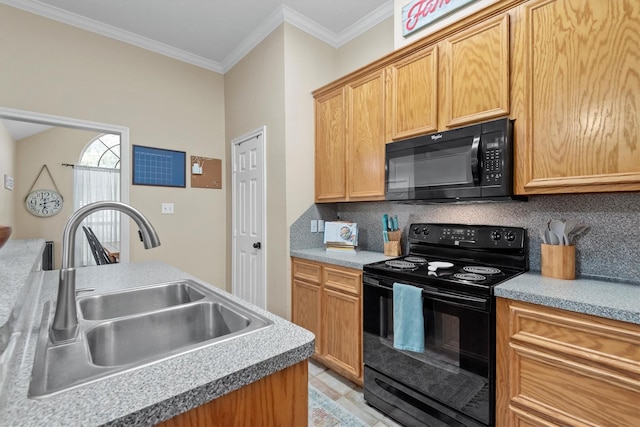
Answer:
top-left (409, 223), bottom-right (526, 249)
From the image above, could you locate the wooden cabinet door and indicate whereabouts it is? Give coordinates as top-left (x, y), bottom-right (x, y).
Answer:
top-left (441, 14), bottom-right (510, 128)
top-left (322, 287), bottom-right (362, 382)
top-left (496, 298), bottom-right (640, 427)
top-left (315, 88), bottom-right (346, 202)
top-left (387, 45), bottom-right (439, 141)
top-left (514, 0), bottom-right (640, 194)
top-left (291, 258), bottom-right (323, 355)
top-left (345, 70), bottom-right (386, 201)
top-left (292, 278), bottom-right (322, 355)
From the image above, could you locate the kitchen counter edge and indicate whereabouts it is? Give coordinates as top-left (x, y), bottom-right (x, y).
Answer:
top-left (0, 243), bottom-right (315, 427)
top-left (495, 272), bottom-right (640, 325)
top-left (290, 248), bottom-right (393, 270)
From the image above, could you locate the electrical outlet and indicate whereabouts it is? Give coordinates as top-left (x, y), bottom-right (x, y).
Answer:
top-left (318, 220), bottom-right (325, 233)
top-left (310, 220), bottom-right (318, 233)
top-left (161, 203), bottom-right (174, 214)
top-left (3, 175), bottom-right (13, 191)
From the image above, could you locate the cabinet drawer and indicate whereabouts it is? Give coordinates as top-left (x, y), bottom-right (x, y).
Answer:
top-left (291, 258), bottom-right (321, 284)
top-left (508, 301), bottom-right (640, 375)
top-left (323, 266), bottom-right (361, 296)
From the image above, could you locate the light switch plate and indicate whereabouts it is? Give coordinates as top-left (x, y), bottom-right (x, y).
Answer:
top-left (161, 202), bottom-right (174, 214)
top-left (3, 175), bottom-right (14, 191)
top-left (318, 220), bottom-right (325, 233)
top-left (310, 220), bottom-right (318, 233)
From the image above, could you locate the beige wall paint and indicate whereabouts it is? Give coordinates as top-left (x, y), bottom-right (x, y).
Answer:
top-left (0, 5), bottom-right (227, 287)
top-left (0, 123), bottom-right (15, 227)
top-left (224, 26), bottom-right (287, 317)
top-left (336, 16), bottom-right (395, 78)
top-left (14, 127), bottom-right (99, 267)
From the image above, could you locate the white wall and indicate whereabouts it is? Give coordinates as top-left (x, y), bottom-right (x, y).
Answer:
top-left (0, 122), bottom-right (15, 228)
top-left (0, 4), bottom-right (227, 287)
top-left (336, 16), bottom-right (395, 78)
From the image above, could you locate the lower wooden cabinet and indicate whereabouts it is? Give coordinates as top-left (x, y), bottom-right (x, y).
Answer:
top-left (496, 298), bottom-right (640, 427)
top-left (291, 257), bottom-right (363, 385)
top-left (158, 360), bottom-right (308, 427)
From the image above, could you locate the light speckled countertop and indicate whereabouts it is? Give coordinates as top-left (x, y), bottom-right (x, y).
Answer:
top-left (290, 247), bottom-right (640, 326)
top-left (495, 272), bottom-right (640, 325)
top-left (0, 242), bottom-right (314, 426)
top-left (290, 248), bottom-right (393, 269)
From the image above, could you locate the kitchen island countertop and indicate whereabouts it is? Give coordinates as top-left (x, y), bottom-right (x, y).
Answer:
top-left (495, 272), bottom-right (640, 325)
top-left (0, 242), bottom-right (314, 426)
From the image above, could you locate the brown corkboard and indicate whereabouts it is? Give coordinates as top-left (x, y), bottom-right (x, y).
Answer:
top-left (191, 156), bottom-right (221, 189)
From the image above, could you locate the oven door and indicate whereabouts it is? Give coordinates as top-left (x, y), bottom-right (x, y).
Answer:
top-left (363, 274), bottom-right (494, 427)
top-left (385, 124), bottom-right (482, 201)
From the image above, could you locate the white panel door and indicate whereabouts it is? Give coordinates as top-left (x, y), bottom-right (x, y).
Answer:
top-left (232, 128), bottom-right (265, 309)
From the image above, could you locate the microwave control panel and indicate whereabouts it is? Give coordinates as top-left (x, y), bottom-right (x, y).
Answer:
top-left (482, 136), bottom-right (503, 185)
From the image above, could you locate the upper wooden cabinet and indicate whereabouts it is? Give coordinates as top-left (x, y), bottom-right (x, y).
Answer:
top-left (440, 14), bottom-right (510, 129)
top-left (315, 70), bottom-right (386, 203)
top-left (315, 88), bottom-right (347, 202)
top-left (513, 0), bottom-right (640, 194)
top-left (386, 14), bottom-right (510, 141)
top-left (386, 45), bottom-right (439, 140)
top-left (345, 70), bottom-right (386, 201)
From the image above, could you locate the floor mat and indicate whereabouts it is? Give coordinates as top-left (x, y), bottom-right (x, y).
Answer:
top-left (309, 384), bottom-right (367, 427)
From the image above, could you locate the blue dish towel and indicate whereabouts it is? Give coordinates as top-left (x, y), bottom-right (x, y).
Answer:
top-left (393, 282), bottom-right (425, 353)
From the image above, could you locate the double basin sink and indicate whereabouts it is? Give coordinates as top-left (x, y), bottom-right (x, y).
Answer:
top-left (29, 280), bottom-right (273, 397)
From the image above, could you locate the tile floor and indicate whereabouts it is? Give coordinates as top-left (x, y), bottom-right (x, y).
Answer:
top-left (308, 359), bottom-right (403, 427)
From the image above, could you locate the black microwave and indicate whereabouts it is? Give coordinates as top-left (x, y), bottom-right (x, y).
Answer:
top-left (385, 117), bottom-right (524, 203)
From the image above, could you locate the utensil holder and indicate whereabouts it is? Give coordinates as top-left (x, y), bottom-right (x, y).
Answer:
top-left (541, 244), bottom-right (575, 280)
top-left (384, 231), bottom-right (402, 256)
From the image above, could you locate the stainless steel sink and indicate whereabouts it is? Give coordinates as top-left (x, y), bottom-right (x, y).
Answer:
top-left (79, 281), bottom-right (206, 320)
top-left (87, 302), bottom-right (251, 366)
top-left (29, 280), bottom-right (273, 398)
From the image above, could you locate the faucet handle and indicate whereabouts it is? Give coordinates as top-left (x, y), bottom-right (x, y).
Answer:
top-left (75, 288), bottom-right (95, 296)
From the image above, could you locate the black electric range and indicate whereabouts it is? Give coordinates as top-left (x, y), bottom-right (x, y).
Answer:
top-left (362, 223), bottom-right (529, 427)
top-left (364, 222), bottom-right (529, 297)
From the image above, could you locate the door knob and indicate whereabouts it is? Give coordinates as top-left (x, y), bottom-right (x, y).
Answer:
top-left (253, 242), bottom-right (261, 249)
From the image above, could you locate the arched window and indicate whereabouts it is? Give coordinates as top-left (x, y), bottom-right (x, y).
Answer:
top-left (74, 133), bottom-right (121, 266)
top-left (80, 134), bottom-right (120, 168)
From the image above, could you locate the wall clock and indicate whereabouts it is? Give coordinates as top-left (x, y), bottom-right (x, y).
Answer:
top-left (25, 189), bottom-right (64, 217)
top-left (24, 165), bottom-right (65, 217)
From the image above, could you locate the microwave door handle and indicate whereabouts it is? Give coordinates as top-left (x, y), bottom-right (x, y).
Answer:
top-left (470, 135), bottom-right (481, 184)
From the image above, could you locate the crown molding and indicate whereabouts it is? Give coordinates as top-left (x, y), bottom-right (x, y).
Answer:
top-left (1, 0), bottom-right (224, 73)
top-left (335, 1), bottom-right (394, 46)
top-left (2, 0), bottom-right (393, 75)
top-left (220, 4), bottom-right (286, 73)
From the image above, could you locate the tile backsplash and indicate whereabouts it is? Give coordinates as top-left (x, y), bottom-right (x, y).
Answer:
top-left (291, 192), bottom-right (640, 284)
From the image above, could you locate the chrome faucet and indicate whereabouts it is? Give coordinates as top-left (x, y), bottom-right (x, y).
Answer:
top-left (50, 201), bottom-right (161, 344)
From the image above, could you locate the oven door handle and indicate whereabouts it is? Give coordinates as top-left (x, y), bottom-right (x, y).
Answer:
top-left (470, 135), bottom-right (480, 184)
top-left (423, 289), bottom-right (489, 311)
top-left (364, 279), bottom-right (489, 311)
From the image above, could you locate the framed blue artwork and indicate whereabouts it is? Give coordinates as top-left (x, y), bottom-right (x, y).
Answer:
top-left (132, 145), bottom-right (186, 187)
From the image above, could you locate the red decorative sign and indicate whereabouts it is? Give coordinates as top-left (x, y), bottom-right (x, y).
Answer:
top-left (402, 0), bottom-right (477, 36)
